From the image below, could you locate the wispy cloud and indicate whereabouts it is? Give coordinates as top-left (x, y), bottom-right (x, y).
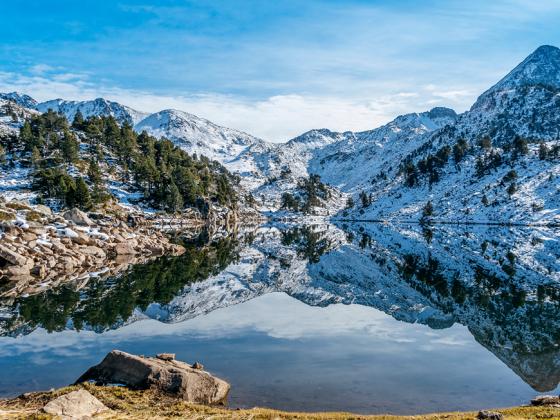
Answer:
top-left (0, 0), bottom-right (558, 140)
top-left (0, 67), bottom-right (481, 141)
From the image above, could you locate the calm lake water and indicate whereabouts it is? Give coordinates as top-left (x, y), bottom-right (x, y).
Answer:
top-left (0, 222), bottom-right (559, 415)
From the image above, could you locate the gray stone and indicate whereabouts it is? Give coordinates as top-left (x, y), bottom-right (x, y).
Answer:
top-left (192, 362), bottom-right (204, 370)
top-left (76, 350), bottom-right (230, 404)
top-left (63, 208), bottom-right (93, 226)
top-left (531, 395), bottom-right (560, 406)
top-left (42, 389), bottom-right (108, 419)
top-left (0, 244), bottom-right (27, 266)
top-left (477, 411), bottom-right (503, 420)
top-left (156, 353), bottom-right (175, 361)
top-left (34, 204), bottom-right (53, 217)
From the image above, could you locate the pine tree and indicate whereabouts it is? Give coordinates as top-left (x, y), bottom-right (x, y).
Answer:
top-left (87, 159), bottom-right (103, 186)
top-left (61, 130), bottom-right (79, 163)
top-left (507, 182), bottom-right (517, 196)
top-left (481, 194), bottom-right (489, 206)
top-left (422, 201), bottom-right (434, 218)
top-left (74, 177), bottom-right (92, 210)
top-left (31, 146), bottom-right (42, 167)
top-left (72, 110), bottom-right (84, 129)
top-left (20, 121), bottom-right (34, 151)
top-left (539, 142), bottom-right (549, 160)
top-left (346, 196), bottom-right (355, 209)
top-left (165, 182), bottom-right (183, 212)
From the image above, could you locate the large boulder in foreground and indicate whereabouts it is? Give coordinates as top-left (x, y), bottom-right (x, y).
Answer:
top-left (42, 389), bottom-right (108, 419)
top-left (75, 350), bottom-right (230, 405)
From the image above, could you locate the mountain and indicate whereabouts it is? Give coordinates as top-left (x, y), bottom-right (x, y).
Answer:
top-left (0, 98), bottom-right (40, 136)
top-left (342, 45), bottom-right (560, 224)
top-left (36, 97), bottom-right (148, 125)
top-left (1, 45), bottom-right (559, 222)
top-left (0, 92), bottom-right (38, 109)
top-left (134, 109), bottom-right (264, 162)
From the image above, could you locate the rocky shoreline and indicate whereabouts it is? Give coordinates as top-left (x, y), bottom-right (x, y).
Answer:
top-left (0, 201), bottom-right (190, 298)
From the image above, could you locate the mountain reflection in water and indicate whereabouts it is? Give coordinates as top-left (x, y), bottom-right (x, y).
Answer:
top-left (0, 222), bottom-right (559, 414)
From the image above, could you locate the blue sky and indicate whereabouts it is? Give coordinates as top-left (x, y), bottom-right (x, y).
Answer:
top-left (1, 0), bottom-right (560, 141)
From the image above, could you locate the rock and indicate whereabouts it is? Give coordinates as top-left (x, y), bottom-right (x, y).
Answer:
top-left (63, 208), bottom-right (93, 226)
top-left (34, 204), bottom-right (53, 217)
top-left (0, 244), bottom-right (28, 266)
top-left (156, 353), bottom-right (175, 361)
top-left (192, 362), bottom-right (204, 370)
top-left (477, 411), bottom-right (503, 420)
top-left (71, 232), bottom-right (94, 246)
top-left (76, 350), bottom-right (230, 404)
top-left (31, 265), bottom-right (46, 277)
top-left (113, 243), bottom-right (135, 255)
top-left (21, 232), bottom-right (37, 242)
top-left (6, 265), bottom-right (30, 276)
top-left (531, 395), bottom-right (560, 406)
top-left (81, 246), bottom-right (106, 259)
top-left (42, 389), bottom-right (108, 419)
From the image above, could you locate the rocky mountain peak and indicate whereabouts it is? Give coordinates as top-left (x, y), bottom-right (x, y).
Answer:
top-left (496, 45), bottom-right (560, 89)
top-left (472, 45), bottom-right (560, 111)
top-left (0, 92), bottom-right (38, 109)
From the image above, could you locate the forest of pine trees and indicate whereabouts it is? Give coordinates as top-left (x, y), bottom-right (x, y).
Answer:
top-left (0, 110), bottom-right (239, 213)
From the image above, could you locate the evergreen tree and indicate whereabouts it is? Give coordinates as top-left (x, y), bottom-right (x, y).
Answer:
top-left (422, 201), bottom-right (434, 218)
top-left (87, 159), bottom-right (103, 186)
top-left (539, 142), bottom-right (549, 160)
top-left (61, 130), bottom-right (79, 163)
top-left (165, 182), bottom-right (183, 212)
top-left (507, 182), bottom-right (517, 196)
top-left (31, 146), bottom-right (42, 167)
top-left (281, 192), bottom-right (299, 211)
top-left (346, 196), bottom-right (355, 209)
top-left (74, 177), bottom-right (92, 210)
top-left (72, 110), bottom-right (84, 129)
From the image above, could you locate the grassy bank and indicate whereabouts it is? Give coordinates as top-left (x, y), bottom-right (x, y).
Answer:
top-left (0, 383), bottom-right (559, 419)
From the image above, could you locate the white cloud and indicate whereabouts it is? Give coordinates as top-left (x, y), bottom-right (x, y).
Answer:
top-left (0, 69), bottom-right (480, 142)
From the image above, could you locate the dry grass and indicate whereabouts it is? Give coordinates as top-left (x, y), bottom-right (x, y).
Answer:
top-left (1, 384), bottom-right (559, 420)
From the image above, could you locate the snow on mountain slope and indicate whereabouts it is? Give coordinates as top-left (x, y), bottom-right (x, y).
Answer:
top-left (0, 98), bottom-right (40, 136)
top-left (0, 92), bottom-right (38, 109)
top-left (345, 45), bottom-right (560, 224)
top-left (36, 97), bottom-right (148, 125)
top-left (135, 109), bottom-right (263, 160)
top-left (309, 107), bottom-right (457, 190)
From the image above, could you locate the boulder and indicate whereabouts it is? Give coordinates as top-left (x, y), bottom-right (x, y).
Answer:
top-left (34, 204), bottom-right (53, 217)
top-left (113, 243), bottom-right (136, 255)
top-left (531, 395), bottom-right (560, 406)
top-left (477, 411), bottom-right (503, 420)
top-left (42, 389), bottom-right (108, 419)
top-left (0, 244), bottom-right (27, 266)
top-left (63, 208), bottom-right (93, 226)
top-left (156, 353), bottom-right (175, 361)
top-left (75, 350), bottom-right (230, 405)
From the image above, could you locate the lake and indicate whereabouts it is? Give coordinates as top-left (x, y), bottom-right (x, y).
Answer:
top-left (0, 222), bottom-right (559, 415)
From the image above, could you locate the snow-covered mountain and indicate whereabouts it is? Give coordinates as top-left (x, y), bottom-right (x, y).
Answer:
top-left (134, 109), bottom-right (264, 162)
top-left (346, 45), bottom-right (560, 224)
top-left (0, 92), bottom-right (38, 109)
top-left (1, 45), bottom-right (559, 222)
top-left (0, 98), bottom-right (40, 136)
top-left (36, 97), bottom-right (148, 125)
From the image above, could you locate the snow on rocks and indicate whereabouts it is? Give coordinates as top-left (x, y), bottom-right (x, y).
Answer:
top-left (0, 203), bottom-right (186, 298)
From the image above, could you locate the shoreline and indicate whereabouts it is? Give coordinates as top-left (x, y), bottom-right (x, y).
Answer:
top-left (0, 383), bottom-right (559, 419)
